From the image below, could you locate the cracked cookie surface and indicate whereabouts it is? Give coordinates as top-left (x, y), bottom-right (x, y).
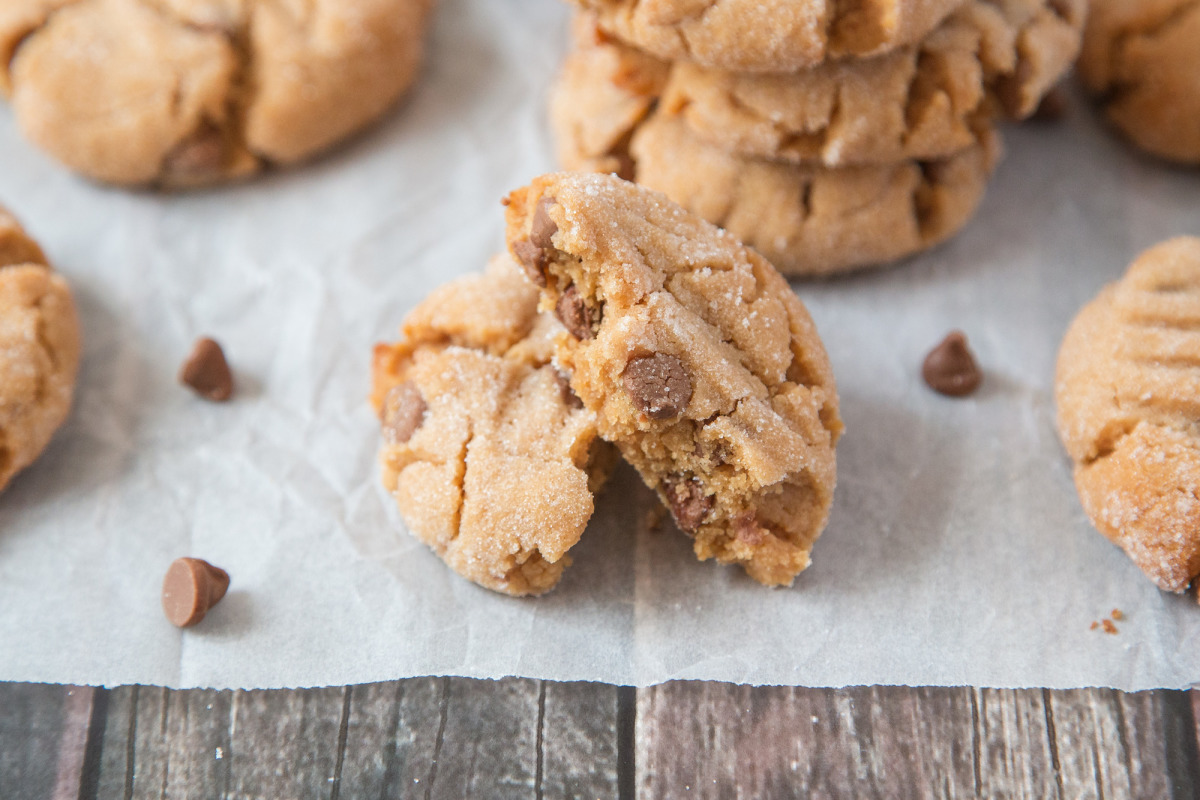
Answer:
top-left (572, 0), bottom-right (967, 73)
top-left (660, 0), bottom-right (1084, 167)
top-left (370, 255), bottom-right (611, 597)
top-left (0, 206), bottom-right (81, 493)
top-left (1056, 238), bottom-right (1200, 593)
top-left (506, 173), bottom-right (843, 587)
top-left (1078, 0), bottom-right (1200, 164)
top-left (1, 0), bottom-right (436, 187)
top-left (630, 112), bottom-right (1001, 276)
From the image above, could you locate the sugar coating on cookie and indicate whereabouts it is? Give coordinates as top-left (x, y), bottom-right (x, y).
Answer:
top-left (1, 0), bottom-right (437, 187)
top-left (630, 113), bottom-right (1001, 277)
top-left (1078, 0), bottom-right (1200, 164)
top-left (0, 207), bottom-right (81, 492)
top-left (573, 0), bottom-right (967, 73)
top-left (658, 0), bottom-right (1085, 167)
top-left (371, 256), bottom-right (613, 597)
top-left (1056, 238), bottom-right (1200, 593)
top-left (506, 173), bottom-right (843, 587)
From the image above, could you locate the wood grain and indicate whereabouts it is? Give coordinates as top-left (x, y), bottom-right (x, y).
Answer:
top-left (0, 681), bottom-right (1196, 799)
top-left (636, 684), bottom-right (1200, 799)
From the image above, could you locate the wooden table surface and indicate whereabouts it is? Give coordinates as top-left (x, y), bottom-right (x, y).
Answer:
top-left (4, 680), bottom-right (1199, 798)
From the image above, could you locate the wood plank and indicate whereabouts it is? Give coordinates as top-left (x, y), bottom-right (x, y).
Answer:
top-left (0, 683), bottom-right (86, 800)
top-left (635, 684), bottom-right (1200, 800)
top-left (541, 681), bottom-right (621, 800)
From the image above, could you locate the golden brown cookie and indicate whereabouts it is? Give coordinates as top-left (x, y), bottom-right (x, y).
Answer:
top-left (630, 112), bottom-right (1001, 276)
top-left (506, 173), bottom-right (843, 587)
top-left (572, 0), bottom-right (967, 73)
top-left (549, 15), bottom-right (669, 178)
top-left (1077, 0), bottom-right (1200, 164)
top-left (0, 206), bottom-right (81, 493)
top-left (370, 256), bottom-right (613, 597)
top-left (1056, 238), bottom-right (1200, 593)
top-left (1, 0), bottom-right (436, 187)
top-left (660, 0), bottom-right (1084, 167)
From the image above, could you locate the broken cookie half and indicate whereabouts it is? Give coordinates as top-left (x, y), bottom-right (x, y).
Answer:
top-left (371, 255), bottom-right (615, 596)
top-left (506, 172), bottom-right (843, 587)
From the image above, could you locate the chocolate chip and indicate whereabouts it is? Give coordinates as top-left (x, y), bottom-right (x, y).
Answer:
top-left (922, 331), bottom-right (982, 397)
top-left (530, 196), bottom-right (558, 250)
top-left (180, 337), bottom-right (234, 401)
top-left (382, 381), bottom-right (427, 444)
top-left (663, 474), bottom-right (713, 533)
top-left (553, 369), bottom-right (584, 409)
top-left (556, 285), bottom-right (597, 340)
top-left (512, 240), bottom-right (548, 287)
top-left (623, 353), bottom-right (692, 420)
top-left (162, 557), bottom-right (230, 628)
top-left (734, 512), bottom-right (766, 546)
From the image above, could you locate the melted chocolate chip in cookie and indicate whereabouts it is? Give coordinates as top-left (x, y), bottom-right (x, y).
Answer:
top-left (623, 353), bottom-right (692, 419)
top-left (512, 197), bottom-right (559, 287)
top-left (382, 381), bottom-right (427, 444)
top-left (664, 474), bottom-right (713, 533)
top-left (530, 197), bottom-right (558, 249)
top-left (556, 285), bottom-right (597, 340)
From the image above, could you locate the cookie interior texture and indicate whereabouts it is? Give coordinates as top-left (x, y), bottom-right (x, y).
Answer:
top-left (574, 0), bottom-right (968, 73)
top-left (371, 256), bottom-right (614, 596)
top-left (1077, 0), bottom-right (1200, 164)
top-left (0, 207), bottom-right (81, 493)
top-left (0, 0), bottom-right (436, 187)
top-left (506, 173), bottom-right (843, 587)
top-left (1056, 237), bottom-right (1200, 593)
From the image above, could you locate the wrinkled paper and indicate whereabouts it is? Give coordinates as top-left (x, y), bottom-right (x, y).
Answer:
top-left (1, 0), bottom-right (1198, 691)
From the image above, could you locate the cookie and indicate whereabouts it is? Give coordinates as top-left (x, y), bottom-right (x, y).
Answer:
top-left (660, 0), bottom-right (1084, 167)
top-left (370, 255), bottom-right (614, 596)
top-left (1077, 0), bottom-right (1200, 164)
top-left (505, 173), bottom-right (843, 587)
top-left (630, 112), bottom-right (1001, 276)
top-left (0, 206), bottom-right (81, 493)
top-left (1, 0), bottom-right (436, 187)
top-left (572, 0), bottom-right (967, 73)
top-left (550, 15), bottom-right (669, 178)
top-left (1056, 238), bottom-right (1200, 593)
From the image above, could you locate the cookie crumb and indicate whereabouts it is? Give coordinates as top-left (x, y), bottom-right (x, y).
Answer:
top-left (1111, 608), bottom-right (1124, 621)
top-left (162, 557), bottom-right (230, 628)
top-left (1101, 619), bottom-right (1118, 635)
top-left (922, 331), bottom-right (982, 397)
top-left (180, 337), bottom-right (234, 401)
top-left (1089, 621), bottom-right (1099, 630)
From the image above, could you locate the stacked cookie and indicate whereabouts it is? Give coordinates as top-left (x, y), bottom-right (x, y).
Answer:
top-left (373, 173), bottom-right (842, 595)
top-left (551, 0), bottom-right (1087, 277)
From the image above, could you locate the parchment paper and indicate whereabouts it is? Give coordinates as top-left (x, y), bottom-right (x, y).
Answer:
top-left (1, 0), bottom-right (1198, 691)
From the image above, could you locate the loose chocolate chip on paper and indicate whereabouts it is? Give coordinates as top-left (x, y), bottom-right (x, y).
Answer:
top-left (664, 474), bottom-right (713, 533)
top-left (623, 353), bottom-right (692, 419)
top-left (382, 381), bottom-right (427, 444)
top-left (530, 196), bottom-right (558, 250)
top-left (556, 285), bottom-right (597, 340)
top-left (922, 331), bottom-right (982, 397)
top-left (180, 337), bottom-right (234, 401)
top-left (162, 557), bottom-right (230, 628)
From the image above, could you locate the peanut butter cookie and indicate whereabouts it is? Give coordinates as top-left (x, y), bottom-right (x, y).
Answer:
top-left (630, 112), bottom-right (1001, 276)
top-left (371, 255), bottom-right (613, 596)
top-left (571, 0), bottom-right (966, 73)
top-left (1078, 0), bottom-right (1200, 164)
top-left (1, 0), bottom-right (436, 187)
top-left (506, 173), bottom-right (843, 587)
top-left (0, 206), bottom-right (81, 492)
top-left (661, 0), bottom-right (1084, 167)
top-left (1056, 238), bottom-right (1200, 593)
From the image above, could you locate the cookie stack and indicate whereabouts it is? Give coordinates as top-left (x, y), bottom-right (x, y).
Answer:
top-left (550, 0), bottom-right (1087, 277)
